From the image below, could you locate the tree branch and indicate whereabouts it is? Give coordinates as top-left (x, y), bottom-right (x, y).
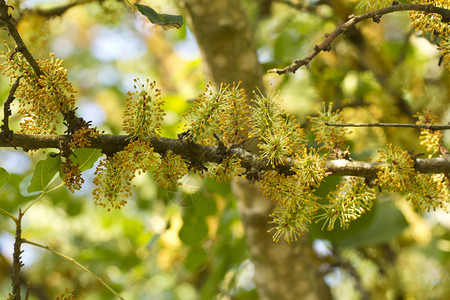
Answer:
top-left (22, 239), bottom-right (124, 300)
top-left (0, 0), bottom-right (44, 77)
top-left (268, 3), bottom-right (450, 74)
top-left (1, 76), bottom-right (21, 141)
top-left (11, 210), bottom-right (23, 300)
top-left (325, 122), bottom-right (450, 130)
top-left (1, 133), bottom-right (449, 177)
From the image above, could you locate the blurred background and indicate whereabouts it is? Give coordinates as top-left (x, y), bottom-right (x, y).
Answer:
top-left (0, 0), bottom-right (449, 299)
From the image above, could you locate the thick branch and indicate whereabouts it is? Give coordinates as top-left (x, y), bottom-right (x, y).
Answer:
top-left (1, 133), bottom-right (449, 176)
top-left (269, 3), bottom-right (450, 74)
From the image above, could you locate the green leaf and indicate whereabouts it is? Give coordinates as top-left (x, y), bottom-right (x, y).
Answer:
top-left (179, 218), bottom-right (208, 245)
top-left (0, 167), bottom-right (10, 189)
top-left (184, 247), bottom-right (207, 272)
top-left (28, 154), bottom-right (61, 193)
top-left (135, 4), bottom-right (183, 30)
top-left (19, 174), bottom-right (41, 197)
top-left (70, 148), bottom-right (102, 171)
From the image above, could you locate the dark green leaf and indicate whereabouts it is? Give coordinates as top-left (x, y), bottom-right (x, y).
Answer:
top-left (179, 218), bottom-right (208, 245)
top-left (184, 247), bottom-right (207, 272)
top-left (28, 154), bottom-right (61, 193)
top-left (135, 4), bottom-right (183, 30)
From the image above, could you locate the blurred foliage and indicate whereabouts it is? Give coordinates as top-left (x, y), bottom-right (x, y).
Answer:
top-left (0, 0), bottom-right (449, 299)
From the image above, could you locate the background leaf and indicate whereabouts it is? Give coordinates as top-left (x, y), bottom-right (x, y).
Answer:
top-left (0, 167), bottom-right (9, 189)
top-left (135, 4), bottom-right (183, 29)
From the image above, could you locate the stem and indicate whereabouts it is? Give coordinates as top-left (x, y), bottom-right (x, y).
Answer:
top-left (21, 182), bottom-right (65, 215)
top-left (11, 209), bottom-right (23, 300)
top-left (22, 239), bottom-right (125, 300)
top-left (0, 207), bottom-right (18, 221)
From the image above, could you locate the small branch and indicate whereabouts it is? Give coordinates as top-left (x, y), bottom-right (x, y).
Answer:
top-left (1, 76), bottom-right (21, 141)
top-left (0, 0), bottom-right (44, 77)
top-left (31, 2), bottom-right (79, 18)
top-left (22, 239), bottom-right (125, 300)
top-left (21, 182), bottom-right (65, 215)
top-left (0, 207), bottom-right (17, 221)
top-left (268, 3), bottom-right (450, 74)
top-left (325, 122), bottom-right (450, 130)
top-left (11, 209), bottom-right (23, 300)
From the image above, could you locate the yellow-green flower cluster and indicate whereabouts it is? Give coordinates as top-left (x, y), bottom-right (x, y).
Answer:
top-left (69, 127), bottom-right (99, 151)
top-left (352, 0), bottom-right (392, 12)
top-left (376, 144), bottom-right (416, 191)
top-left (407, 173), bottom-right (446, 212)
top-left (268, 204), bottom-right (313, 243)
top-left (415, 110), bottom-right (444, 157)
top-left (261, 170), bottom-right (320, 242)
top-left (1, 48), bottom-right (76, 134)
top-left (62, 160), bottom-right (84, 193)
top-left (410, 0), bottom-right (450, 41)
top-left (250, 91), bottom-right (305, 166)
top-left (291, 147), bottom-right (327, 188)
top-left (184, 83), bottom-right (249, 146)
top-left (316, 178), bottom-right (376, 230)
top-left (153, 151), bottom-right (188, 189)
top-left (209, 155), bottom-right (243, 183)
top-left (439, 40), bottom-right (450, 70)
top-left (123, 78), bottom-right (165, 140)
top-left (93, 140), bottom-right (156, 211)
top-left (308, 102), bottom-right (349, 153)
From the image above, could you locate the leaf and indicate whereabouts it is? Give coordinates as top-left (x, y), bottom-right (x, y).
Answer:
top-left (184, 247), bottom-right (207, 272)
top-left (70, 148), bottom-right (102, 171)
top-left (19, 174), bottom-right (42, 197)
top-left (135, 4), bottom-right (183, 30)
top-left (28, 154), bottom-right (61, 193)
top-left (179, 218), bottom-right (208, 245)
top-left (0, 167), bottom-right (10, 189)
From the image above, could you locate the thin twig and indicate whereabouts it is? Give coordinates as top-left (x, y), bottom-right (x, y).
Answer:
top-left (25, 281), bottom-right (31, 300)
top-left (269, 3), bottom-right (450, 74)
top-left (0, 207), bottom-right (17, 221)
top-left (325, 122), bottom-right (450, 130)
top-left (21, 182), bottom-right (65, 215)
top-left (22, 239), bottom-right (125, 300)
top-left (1, 76), bottom-right (22, 140)
top-left (0, 0), bottom-right (44, 77)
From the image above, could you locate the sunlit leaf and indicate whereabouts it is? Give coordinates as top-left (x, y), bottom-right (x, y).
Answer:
top-left (70, 148), bottom-right (103, 171)
top-left (28, 154), bottom-right (61, 193)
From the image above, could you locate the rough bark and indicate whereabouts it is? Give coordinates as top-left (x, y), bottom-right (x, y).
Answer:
top-left (179, 0), bottom-right (332, 299)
